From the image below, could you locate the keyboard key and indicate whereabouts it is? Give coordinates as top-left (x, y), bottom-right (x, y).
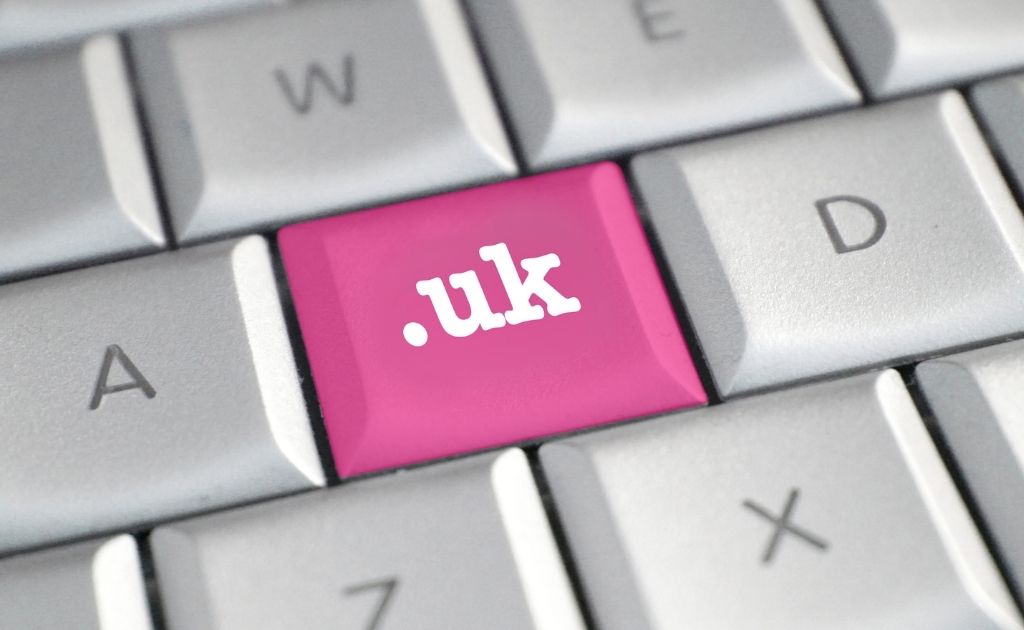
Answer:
top-left (0, 535), bottom-right (153, 630)
top-left (541, 371), bottom-right (1022, 630)
top-left (973, 75), bottom-right (1024, 198)
top-left (0, 0), bottom-right (276, 52)
top-left (823, 0), bottom-right (1024, 98)
top-left (0, 236), bottom-right (323, 553)
top-left (465, 0), bottom-right (858, 168)
top-left (0, 36), bottom-right (164, 282)
top-left (153, 449), bottom-right (585, 630)
top-left (280, 163), bottom-right (706, 476)
top-left (133, 0), bottom-right (515, 243)
top-left (633, 92), bottom-right (1024, 397)
top-left (917, 339), bottom-right (1024, 598)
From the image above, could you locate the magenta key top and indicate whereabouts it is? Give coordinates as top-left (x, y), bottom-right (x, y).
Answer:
top-left (280, 163), bottom-right (706, 476)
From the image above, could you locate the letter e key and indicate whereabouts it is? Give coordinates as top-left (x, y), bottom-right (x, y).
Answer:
top-left (633, 0), bottom-right (684, 42)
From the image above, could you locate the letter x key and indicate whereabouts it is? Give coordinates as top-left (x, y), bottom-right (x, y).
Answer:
top-left (742, 488), bottom-right (829, 565)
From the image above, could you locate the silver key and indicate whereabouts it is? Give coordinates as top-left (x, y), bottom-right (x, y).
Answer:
top-left (0, 236), bottom-right (324, 553)
top-left (0, 0), bottom-right (278, 52)
top-left (465, 0), bottom-right (858, 169)
top-left (152, 449), bottom-right (585, 630)
top-left (973, 75), bottom-right (1024, 200)
top-left (132, 0), bottom-right (515, 243)
top-left (823, 0), bottom-right (1024, 98)
top-left (633, 92), bottom-right (1024, 397)
top-left (918, 339), bottom-right (1024, 599)
top-left (0, 36), bottom-right (164, 282)
top-left (541, 371), bottom-right (1022, 630)
top-left (0, 535), bottom-right (153, 630)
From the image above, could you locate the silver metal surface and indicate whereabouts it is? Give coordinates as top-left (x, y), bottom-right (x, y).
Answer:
top-left (633, 92), bottom-right (1024, 397)
top-left (917, 339), bottom-right (1024, 600)
top-left (0, 0), bottom-right (277, 52)
top-left (541, 371), bottom-right (1022, 630)
top-left (133, 0), bottom-right (515, 243)
top-left (466, 0), bottom-right (858, 168)
top-left (0, 36), bottom-right (164, 282)
top-left (152, 449), bottom-right (584, 630)
top-left (823, 0), bottom-right (1024, 98)
top-left (0, 535), bottom-right (153, 630)
top-left (973, 74), bottom-right (1024, 199)
top-left (0, 236), bottom-right (324, 554)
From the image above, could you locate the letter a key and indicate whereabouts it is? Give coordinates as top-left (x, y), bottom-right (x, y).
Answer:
top-left (89, 344), bottom-right (157, 410)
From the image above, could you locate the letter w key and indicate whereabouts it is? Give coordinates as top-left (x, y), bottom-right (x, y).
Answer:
top-left (273, 54), bottom-right (355, 114)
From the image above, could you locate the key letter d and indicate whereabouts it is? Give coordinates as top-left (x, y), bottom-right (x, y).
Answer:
top-left (815, 195), bottom-right (886, 254)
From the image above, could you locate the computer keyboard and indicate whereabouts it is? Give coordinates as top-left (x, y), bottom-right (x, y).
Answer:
top-left (3, 1), bottom-right (1024, 629)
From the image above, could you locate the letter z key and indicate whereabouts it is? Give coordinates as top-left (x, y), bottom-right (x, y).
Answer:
top-left (280, 163), bottom-right (706, 476)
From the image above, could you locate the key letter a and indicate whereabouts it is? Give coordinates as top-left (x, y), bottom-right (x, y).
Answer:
top-left (274, 54), bottom-right (356, 115)
top-left (89, 345), bottom-right (157, 410)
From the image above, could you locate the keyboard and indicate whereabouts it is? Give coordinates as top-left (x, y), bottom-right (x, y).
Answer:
top-left (4, 1), bottom-right (1024, 628)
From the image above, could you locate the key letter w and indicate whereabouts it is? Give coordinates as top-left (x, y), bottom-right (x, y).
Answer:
top-left (274, 54), bottom-right (355, 115)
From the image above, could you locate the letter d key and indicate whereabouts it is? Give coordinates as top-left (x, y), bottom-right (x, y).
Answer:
top-left (815, 195), bottom-right (887, 254)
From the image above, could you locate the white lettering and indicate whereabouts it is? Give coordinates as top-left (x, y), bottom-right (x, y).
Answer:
top-left (404, 242), bottom-right (581, 346)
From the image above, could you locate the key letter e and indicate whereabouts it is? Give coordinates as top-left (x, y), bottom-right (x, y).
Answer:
top-left (815, 195), bottom-right (886, 254)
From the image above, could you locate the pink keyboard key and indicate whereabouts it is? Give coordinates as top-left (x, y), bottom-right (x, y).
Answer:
top-left (280, 163), bottom-right (706, 476)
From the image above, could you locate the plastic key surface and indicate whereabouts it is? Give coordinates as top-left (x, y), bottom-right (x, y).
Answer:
top-left (0, 236), bottom-right (323, 553)
top-left (280, 163), bottom-right (705, 477)
top-left (0, 535), bottom-right (152, 630)
top-left (0, 36), bottom-right (164, 282)
top-left (918, 339), bottom-right (1024, 600)
top-left (0, 0), bottom-right (277, 52)
top-left (541, 371), bottom-right (1022, 630)
top-left (133, 0), bottom-right (515, 243)
top-left (973, 74), bottom-right (1024, 200)
top-left (823, 0), bottom-right (1024, 98)
top-left (466, 0), bottom-right (858, 168)
top-left (634, 92), bottom-right (1024, 397)
top-left (152, 449), bottom-right (585, 630)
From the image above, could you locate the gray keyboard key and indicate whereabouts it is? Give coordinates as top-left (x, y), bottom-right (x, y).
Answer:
top-left (541, 371), bottom-right (1022, 630)
top-left (0, 36), bottom-right (164, 282)
top-left (973, 75), bottom-right (1024, 198)
top-left (918, 339), bottom-right (1024, 599)
top-left (0, 236), bottom-right (323, 553)
top-left (823, 0), bottom-right (1024, 98)
top-left (0, 0), bottom-right (277, 52)
top-left (633, 92), bottom-right (1024, 397)
top-left (466, 0), bottom-right (858, 169)
top-left (152, 449), bottom-right (585, 630)
top-left (133, 0), bottom-right (515, 243)
top-left (0, 535), bottom-right (153, 630)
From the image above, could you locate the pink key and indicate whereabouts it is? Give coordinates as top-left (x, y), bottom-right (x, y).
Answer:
top-left (280, 163), bottom-right (706, 476)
